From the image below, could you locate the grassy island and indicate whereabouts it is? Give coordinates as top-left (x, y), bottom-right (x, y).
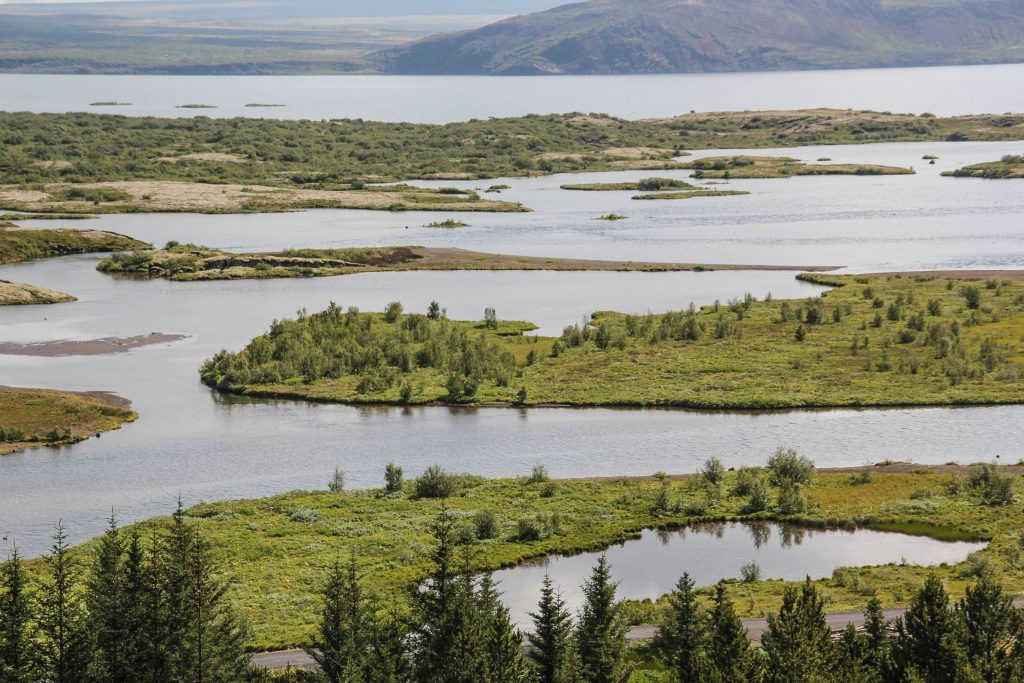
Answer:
top-left (0, 387), bottom-right (136, 454)
top-left (632, 189), bottom-right (750, 200)
top-left (943, 154), bottom-right (1024, 179)
top-left (199, 273), bottom-right (1024, 409)
top-left (96, 243), bottom-right (815, 281)
top-left (0, 182), bottom-right (525, 215)
top-left (51, 459), bottom-right (1023, 651)
top-left (0, 225), bottom-right (149, 264)
top-left (560, 177), bottom-right (697, 191)
top-left (0, 279), bottom-right (75, 306)
top-left (683, 156), bottom-right (915, 179)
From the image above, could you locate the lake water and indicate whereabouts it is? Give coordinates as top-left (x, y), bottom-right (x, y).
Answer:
top-left (3, 63), bottom-right (1024, 122)
top-left (1, 249), bottom-right (1022, 556)
top-left (2, 130), bottom-right (1024, 556)
top-left (13, 140), bottom-right (1024, 272)
top-left (492, 523), bottom-right (986, 628)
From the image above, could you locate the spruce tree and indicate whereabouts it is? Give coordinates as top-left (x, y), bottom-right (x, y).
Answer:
top-left (364, 602), bottom-right (411, 683)
top-left (181, 533), bottom-right (249, 683)
top-left (957, 575), bottom-right (1023, 682)
top-left (38, 522), bottom-right (93, 683)
top-left (475, 574), bottom-right (528, 683)
top-left (652, 573), bottom-right (707, 682)
top-left (0, 546), bottom-right (40, 683)
top-left (86, 514), bottom-right (130, 683)
top-left (413, 509), bottom-right (479, 683)
top-left (706, 583), bottom-right (752, 683)
top-left (306, 555), bottom-right (369, 682)
top-left (761, 579), bottom-right (832, 683)
top-left (862, 598), bottom-right (897, 682)
top-left (527, 575), bottom-right (576, 683)
top-left (576, 556), bottom-right (625, 683)
top-left (832, 624), bottom-right (870, 683)
top-left (894, 575), bottom-right (960, 683)
top-left (120, 530), bottom-right (153, 680)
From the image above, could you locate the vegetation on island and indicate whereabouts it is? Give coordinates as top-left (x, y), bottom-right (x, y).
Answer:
top-left (597, 213), bottom-right (626, 221)
top-left (0, 110), bottom-right (1019, 207)
top-left (684, 156), bottom-right (914, 179)
top-left (425, 219), bottom-right (469, 228)
top-left (96, 243), bottom-right (787, 282)
top-left (13, 451), bottom-right (1024, 662)
top-left (0, 226), bottom-right (148, 265)
top-left (0, 279), bottom-right (75, 306)
top-left (943, 154), bottom-right (1024, 179)
top-left (560, 177), bottom-right (696, 191)
top-left (632, 190), bottom-right (750, 200)
top-left (0, 387), bottom-right (136, 454)
top-left (200, 274), bottom-right (1024, 409)
top-left (0, 182), bottom-right (524, 216)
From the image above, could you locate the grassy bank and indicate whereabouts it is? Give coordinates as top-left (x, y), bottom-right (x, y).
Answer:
top-left (51, 462), bottom-right (1023, 651)
top-left (943, 154), bottom-right (1024, 179)
top-left (683, 156), bottom-right (915, 179)
top-left (0, 387), bottom-right (137, 454)
top-left (0, 110), bottom-right (1019, 195)
top-left (96, 243), bottom-right (824, 282)
top-left (0, 279), bottom-right (75, 305)
top-left (0, 225), bottom-right (148, 264)
top-left (632, 189), bottom-right (750, 200)
top-left (200, 273), bottom-right (1024, 409)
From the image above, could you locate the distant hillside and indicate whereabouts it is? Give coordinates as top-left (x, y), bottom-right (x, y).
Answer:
top-left (374, 0), bottom-right (1024, 75)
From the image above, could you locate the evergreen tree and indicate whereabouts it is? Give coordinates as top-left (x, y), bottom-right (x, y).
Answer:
top-left (761, 579), bottom-right (832, 683)
top-left (181, 533), bottom-right (250, 683)
top-left (306, 555), bottom-right (369, 682)
top-left (893, 575), bottom-right (960, 683)
top-left (652, 573), bottom-right (707, 682)
top-left (862, 598), bottom-right (897, 682)
top-left (576, 556), bottom-right (625, 683)
top-left (413, 509), bottom-right (479, 683)
top-left (86, 515), bottom-right (130, 683)
top-left (957, 575), bottom-right (1023, 682)
top-left (38, 523), bottom-right (93, 683)
top-left (120, 530), bottom-right (153, 680)
top-left (475, 574), bottom-right (528, 683)
top-left (363, 602), bottom-right (411, 683)
top-left (832, 624), bottom-right (870, 683)
top-left (527, 575), bottom-right (577, 683)
top-left (0, 546), bottom-right (40, 683)
top-left (706, 583), bottom-right (753, 683)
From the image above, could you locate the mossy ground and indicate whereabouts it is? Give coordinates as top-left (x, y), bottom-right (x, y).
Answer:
top-left (43, 464), bottom-right (1024, 651)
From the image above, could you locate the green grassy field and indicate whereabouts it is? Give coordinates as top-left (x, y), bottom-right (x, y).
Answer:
top-left (200, 273), bottom-right (1024, 409)
top-left (0, 387), bottom-right (137, 454)
top-left (50, 462), bottom-right (1022, 651)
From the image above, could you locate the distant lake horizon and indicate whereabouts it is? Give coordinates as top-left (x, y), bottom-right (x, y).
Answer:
top-left (3, 63), bottom-right (1024, 123)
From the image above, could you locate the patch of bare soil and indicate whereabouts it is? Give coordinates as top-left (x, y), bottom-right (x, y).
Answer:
top-left (0, 332), bottom-right (187, 356)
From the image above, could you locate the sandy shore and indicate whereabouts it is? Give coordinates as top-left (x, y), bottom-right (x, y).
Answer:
top-left (0, 332), bottom-right (187, 357)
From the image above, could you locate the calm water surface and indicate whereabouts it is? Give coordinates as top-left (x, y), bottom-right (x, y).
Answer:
top-left (493, 523), bottom-right (986, 628)
top-left (2, 135), bottom-right (1023, 556)
top-left (19, 141), bottom-right (1024, 272)
top-left (3, 64), bottom-right (1024, 121)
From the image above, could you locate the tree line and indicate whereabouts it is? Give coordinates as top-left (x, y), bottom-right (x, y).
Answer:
top-left (5, 501), bottom-right (1024, 683)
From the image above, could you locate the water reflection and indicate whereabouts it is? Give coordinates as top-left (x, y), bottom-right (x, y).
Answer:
top-left (491, 523), bottom-right (984, 628)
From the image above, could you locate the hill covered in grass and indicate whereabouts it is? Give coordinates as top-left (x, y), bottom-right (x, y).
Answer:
top-left (376, 0), bottom-right (1024, 75)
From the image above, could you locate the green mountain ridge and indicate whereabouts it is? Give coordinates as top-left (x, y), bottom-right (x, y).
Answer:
top-left (374, 0), bottom-right (1024, 75)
